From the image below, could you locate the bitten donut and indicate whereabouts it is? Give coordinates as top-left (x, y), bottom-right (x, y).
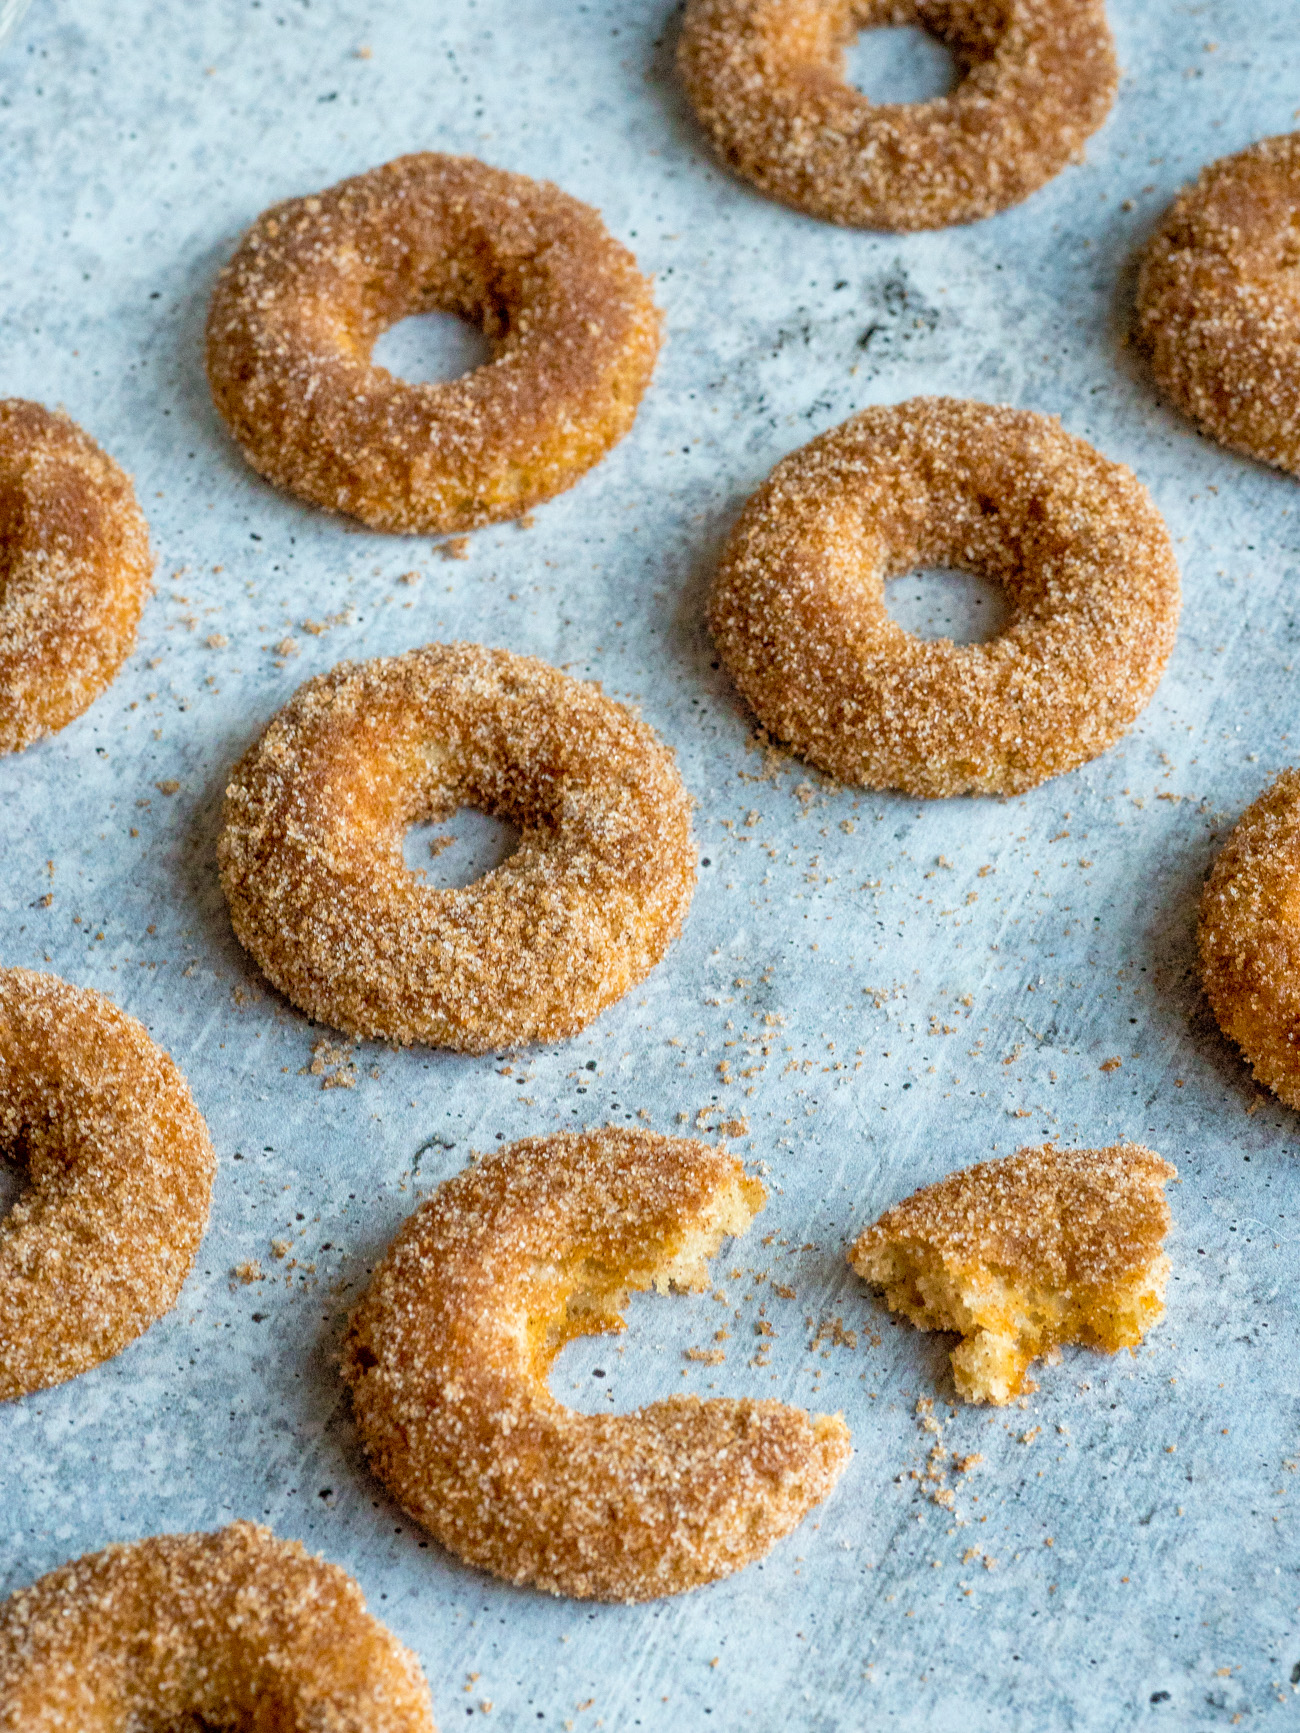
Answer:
top-left (708, 397), bottom-right (1180, 796)
top-left (218, 643), bottom-right (696, 1050)
top-left (1137, 134), bottom-right (1300, 477)
top-left (0, 400), bottom-right (152, 755)
top-left (0, 1522), bottom-right (437, 1732)
top-left (0, 969), bottom-right (215, 1401)
top-left (677, 0), bottom-right (1117, 230)
top-left (1199, 768), bottom-right (1300, 1107)
top-left (342, 1128), bottom-right (851, 1602)
top-left (850, 1143), bottom-right (1175, 1404)
top-left (206, 153), bottom-right (661, 533)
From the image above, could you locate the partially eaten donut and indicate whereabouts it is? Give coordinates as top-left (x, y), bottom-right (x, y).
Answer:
top-left (343, 1127), bottom-right (851, 1601)
top-left (849, 1143), bottom-right (1174, 1404)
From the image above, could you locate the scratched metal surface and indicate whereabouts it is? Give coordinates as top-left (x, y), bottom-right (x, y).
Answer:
top-left (1, 1), bottom-right (1298, 1726)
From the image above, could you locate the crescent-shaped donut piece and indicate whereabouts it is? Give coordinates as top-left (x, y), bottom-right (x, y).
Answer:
top-left (343, 1127), bottom-right (851, 1601)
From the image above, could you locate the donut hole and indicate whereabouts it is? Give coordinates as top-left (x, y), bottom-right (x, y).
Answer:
top-left (884, 565), bottom-right (1012, 645)
top-left (371, 308), bottom-right (495, 385)
top-left (550, 1284), bottom-right (673, 1414)
top-left (842, 22), bottom-right (960, 104)
top-left (402, 808), bottom-right (523, 888)
top-left (0, 1154), bottom-right (26, 1224)
top-left (0, 1118), bottom-right (38, 1225)
top-left (0, 471), bottom-right (28, 609)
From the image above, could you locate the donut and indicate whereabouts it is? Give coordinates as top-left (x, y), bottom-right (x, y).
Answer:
top-left (1137, 134), bottom-right (1300, 477)
top-left (849, 1143), bottom-right (1175, 1404)
top-left (205, 153), bottom-right (661, 534)
top-left (342, 1127), bottom-right (851, 1601)
top-left (0, 1522), bottom-right (437, 1732)
top-left (218, 642), bottom-right (696, 1051)
top-left (707, 397), bottom-right (1181, 797)
top-left (0, 400), bottom-right (152, 756)
top-left (0, 968), bottom-right (215, 1402)
top-left (1199, 768), bottom-right (1300, 1107)
top-left (676, 0), bottom-right (1117, 231)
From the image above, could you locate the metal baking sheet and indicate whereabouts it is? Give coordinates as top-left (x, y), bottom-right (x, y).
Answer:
top-left (2, 2), bottom-right (1298, 1726)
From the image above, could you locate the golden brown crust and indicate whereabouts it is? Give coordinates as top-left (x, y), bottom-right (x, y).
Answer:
top-left (1137, 134), bottom-right (1300, 477)
top-left (0, 400), bottom-right (152, 755)
top-left (0, 1522), bottom-right (438, 1733)
top-left (0, 969), bottom-right (216, 1402)
top-left (677, 0), bottom-right (1117, 231)
top-left (218, 642), bottom-right (696, 1051)
top-left (205, 152), bottom-right (661, 533)
top-left (342, 1128), bottom-right (851, 1601)
top-left (849, 1143), bottom-right (1175, 1404)
top-left (1199, 768), bottom-right (1300, 1107)
top-left (707, 397), bottom-right (1180, 796)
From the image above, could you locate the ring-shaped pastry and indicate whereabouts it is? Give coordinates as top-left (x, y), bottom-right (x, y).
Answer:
top-left (707, 397), bottom-right (1181, 796)
top-left (677, 0), bottom-right (1117, 230)
top-left (0, 969), bottom-right (215, 1402)
top-left (205, 153), bottom-right (661, 533)
top-left (0, 400), bottom-right (152, 755)
top-left (218, 643), bottom-right (696, 1050)
top-left (0, 1523), bottom-right (438, 1732)
top-left (1137, 134), bottom-right (1300, 477)
top-left (342, 1127), bottom-right (851, 1601)
top-left (1200, 768), bottom-right (1300, 1107)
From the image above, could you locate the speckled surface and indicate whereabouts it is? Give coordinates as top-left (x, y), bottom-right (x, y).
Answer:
top-left (1, 2), bottom-right (1298, 1727)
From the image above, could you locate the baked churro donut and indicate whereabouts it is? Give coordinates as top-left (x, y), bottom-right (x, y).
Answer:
top-left (708, 397), bottom-right (1180, 796)
top-left (849, 1143), bottom-right (1175, 1404)
top-left (0, 969), bottom-right (215, 1402)
top-left (342, 1128), bottom-right (851, 1602)
top-left (1199, 768), bottom-right (1300, 1107)
top-left (1137, 134), bottom-right (1300, 477)
top-left (206, 153), bottom-right (661, 533)
top-left (218, 643), bottom-right (695, 1050)
top-left (0, 1522), bottom-right (438, 1732)
top-left (677, 0), bottom-right (1117, 231)
top-left (0, 400), bottom-right (152, 755)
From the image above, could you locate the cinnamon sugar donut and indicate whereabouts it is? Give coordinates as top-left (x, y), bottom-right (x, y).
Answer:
top-left (342, 1127), bottom-right (851, 1602)
top-left (0, 400), bottom-right (152, 755)
top-left (850, 1143), bottom-right (1175, 1404)
top-left (205, 153), bottom-right (661, 533)
top-left (218, 643), bottom-right (696, 1050)
top-left (0, 969), bottom-right (215, 1402)
top-left (677, 0), bottom-right (1117, 230)
top-left (0, 1522), bottom-right (437, 1732)
top-left (708, 397), bottom-right (1180, 796)
top-left (1199, 768), bottom-right (1300, 1107)
top-left (1137, 134), bottom-right (1300, 477)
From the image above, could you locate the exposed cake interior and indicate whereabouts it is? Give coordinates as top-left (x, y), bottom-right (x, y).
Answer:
top-left (539, 1171), bottom-right (766, 1371)
top-left (849, 1143), bottom-right (1175, 1405)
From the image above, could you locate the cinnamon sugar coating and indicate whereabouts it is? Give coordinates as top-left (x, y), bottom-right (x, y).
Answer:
top-left (0, 400), bottom-right (152, 755)
top-left (342, 1128), bottom-right (851, 1601)
top-left (677, 0), bottom-right (1116, 231)
top-left (0, 1522), bottom-right (437, 1732)
top-left (1199, 768), bottom-right (1300, 1107)
top-left (850, 1143), bottom-right (1175, 1404)
top-left (205, 153), bottom-right (661, 533)
top-left (1137, 134), bottom-right (1300, 477)
top-left (0, 969), bottom-right (215, 1402)
top-left (708, 398), bottom-right (1180, 796)
top-left (218, 643), bottom-right (696, 1050)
